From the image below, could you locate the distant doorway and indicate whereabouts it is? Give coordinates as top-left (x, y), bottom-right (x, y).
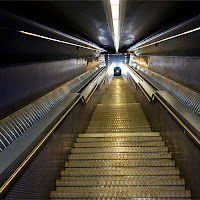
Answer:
top-left (114, 67), bottom-right (121, 76)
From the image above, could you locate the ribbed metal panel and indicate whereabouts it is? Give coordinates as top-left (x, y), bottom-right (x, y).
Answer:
top-left (131, 64), bottom-right (200, 115)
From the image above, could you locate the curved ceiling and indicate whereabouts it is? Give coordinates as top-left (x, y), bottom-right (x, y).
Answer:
top-left (0, 0), bottom-right (200, 54)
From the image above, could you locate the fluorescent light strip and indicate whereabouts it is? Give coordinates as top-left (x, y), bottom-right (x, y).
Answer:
top-left (2, 10), bottom-right (106, 52)
top-left (128, 15), bottom-right (200, 51)
top-left (110, 0), bottom-right (119, 52)
top-left (130, 26), bottom-right (200, 51)
top-left (18, 31), bottom-right (100, 51)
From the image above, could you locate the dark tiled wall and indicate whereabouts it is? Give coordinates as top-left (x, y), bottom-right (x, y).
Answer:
top-left (0, 59), bottom-right (87, 118)
top-left (149, 56), bottom-right (200, 93)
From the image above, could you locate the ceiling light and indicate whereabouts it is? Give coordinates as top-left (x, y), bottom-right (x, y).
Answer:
top-left (18, 31), bottom-right (102, 51)
top-left (110, 0), bottom-right (120, 52)
top-left (110, 0), bottom-right (119, 6)
top-left (111, 5), bottom-right (119, 20)
top-left (2, 10), bottom-right (106, 52)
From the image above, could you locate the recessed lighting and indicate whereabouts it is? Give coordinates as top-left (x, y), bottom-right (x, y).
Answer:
top-left (110, 0), bottom-right (119, 52)
top-left (18, 31), bottom-right (103, 51)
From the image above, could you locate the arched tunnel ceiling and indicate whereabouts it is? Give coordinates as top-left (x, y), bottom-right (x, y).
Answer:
top-left (0, 0), bottom-right (200, 54)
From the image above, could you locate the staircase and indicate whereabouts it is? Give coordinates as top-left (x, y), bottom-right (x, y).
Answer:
top-left (50, 77), bottom-right (191, 199)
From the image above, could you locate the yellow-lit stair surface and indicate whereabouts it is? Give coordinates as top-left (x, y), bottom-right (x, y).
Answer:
top-left (50, 77), bottom-right (191, 199)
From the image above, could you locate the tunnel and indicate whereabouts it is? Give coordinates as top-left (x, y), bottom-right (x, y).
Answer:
top-left (0, 1), bottom-right (200, 199)
top-left (114, 67), bottom-right (121, 76)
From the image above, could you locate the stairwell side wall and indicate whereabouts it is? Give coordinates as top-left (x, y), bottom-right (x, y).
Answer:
top-left (125, 77), bottom-right (200, 199)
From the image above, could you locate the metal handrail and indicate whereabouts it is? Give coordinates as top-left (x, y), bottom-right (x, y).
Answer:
top-left (137, 84), bottom-right (151, 102)
top-left (154, 93), bottom-right (200, 146)
top-left (125, 63), bottom-right (155, 101)
top-left (126, 64), bottom-right (200, 147)
top-left (80, 64), bottom-right (110, 103)
top-left (84, 85), bottom-right (98, 104)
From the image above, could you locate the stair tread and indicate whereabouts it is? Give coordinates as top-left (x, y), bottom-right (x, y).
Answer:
top-left (74, 141), bottom-right (165, 147)
top-left (68, 152), bottom-right (172, 160)
top-left (50, 188), bottom-right (191, 198)
top-left (65, 160), bottom-right (175, 167)
top-left (57, 177), bottom-right (184, 186)
top-left (76, 136), bottom-right (162, 142)
top-left (79, 132), bottom-right (160, 137)
top-left (61, 167), bottom-right (179, 176)
top-left (71, 146), bottom-right (168, 153)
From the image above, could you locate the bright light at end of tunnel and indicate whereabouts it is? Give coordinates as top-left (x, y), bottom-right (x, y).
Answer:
top-left (110, 0), bottom-right (119, 52)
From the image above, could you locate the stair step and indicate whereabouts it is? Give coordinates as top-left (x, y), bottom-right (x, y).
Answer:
top-left (96, 103), bottom-right (140, 106)
top-left (92, 111), bottom-right (145, 114)
top-left (91, 115), bottom-right (146, 118)
top-left (65, 160), bottom-right (175, 167)
top-left (78, 132), bottom-right (160, 137)
top-left (56, 186), bottom-right (186, 190)
top-left (88, 121), bottom-right (149, 126)
top-left (74, 141), bottom-right (165, 147)
top-left (71, 146), bottom-right (168, 153)
top-left (87, 124), bottom-right (150, 128)
top-left (76, 136), bottom-right (162, 142)
top-left (56, 180), bottom-right (185, 187)
top-left (90, 116), bottom-right (147, 119)
top-left (51, 198), bottom-right (191, 200)
top-left (57, 176), bottom-right (184, 186)
top-left (88, 122), bottom-right (149, 126)
top-left (68, 152), bottom-right (172, 160)
top-left (50, 187), bottom-right (191, 199)
top-left (59, 175), bottom-right (181, 181)
top-left (61, 167), bottom-right (179, 176)
top-left (86, 127), bottom-right (152, 133)
top-left (92, 110), bottom-right (145, 113)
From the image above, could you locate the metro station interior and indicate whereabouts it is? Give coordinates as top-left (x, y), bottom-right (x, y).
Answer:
top-left (0, 1), bottom-right (200, 199)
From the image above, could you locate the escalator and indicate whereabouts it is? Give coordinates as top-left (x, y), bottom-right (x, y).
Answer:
top-left (50, 77), bottom-right (191, 199)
